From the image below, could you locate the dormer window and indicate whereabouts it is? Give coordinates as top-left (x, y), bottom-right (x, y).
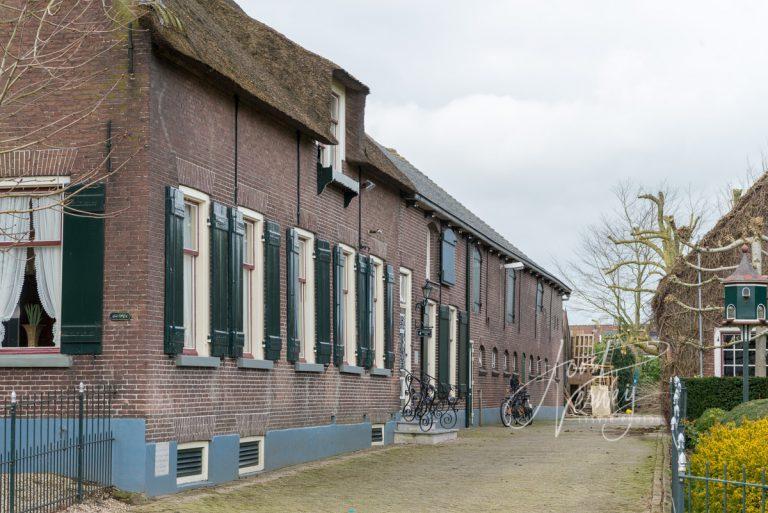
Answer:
top-left (758, 304), bottom-right (766, 320)
top-left (726, 304), bottom-right (736, 320)
top-left (320, 82), bottom-right (346, 172)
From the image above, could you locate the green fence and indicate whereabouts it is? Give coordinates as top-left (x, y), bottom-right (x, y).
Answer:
top-left (671, 377), bottom-right (768, 512)
top-left (0, 384), bottom-right (114, 513)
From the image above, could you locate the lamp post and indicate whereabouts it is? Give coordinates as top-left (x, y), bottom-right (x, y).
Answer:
top-left (417, 280), bottom-right (434, 381)
top-left (722, 244), bottom-right (768, 403)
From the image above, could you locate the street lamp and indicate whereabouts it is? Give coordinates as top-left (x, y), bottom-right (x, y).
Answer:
top-left (722, 244), bottom-right (768, 403)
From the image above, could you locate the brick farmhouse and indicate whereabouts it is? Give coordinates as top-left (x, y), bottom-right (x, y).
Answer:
top-left (0, 0), bottom-right (570, 494)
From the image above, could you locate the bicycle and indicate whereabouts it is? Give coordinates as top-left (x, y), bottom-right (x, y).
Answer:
top-left (500, 387), bottom-right (533, 427)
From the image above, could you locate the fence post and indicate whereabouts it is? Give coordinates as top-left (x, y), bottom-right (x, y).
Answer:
top-left (670, 377), bottom-right (686, 513)
top-left (9, 390), bottom-right (17, 513)
top-left (76, 382), bottom-right (85, 502)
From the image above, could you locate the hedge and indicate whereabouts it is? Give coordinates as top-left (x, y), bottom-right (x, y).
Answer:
top-left (682, 377), bottom-right (768, 419)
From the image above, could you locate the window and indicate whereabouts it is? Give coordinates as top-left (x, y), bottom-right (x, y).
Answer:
top-left (721, 330), bottom-right (756, 377)
top-left (177, 441), bottom-right (209, 485)
top-left (320, 82), bottom-right (345, 171)
top-left (522, 352), bottom-right (527, 380)
top-left (471, 245), bottom-right (482, 313)
top-left (726, 304), bottom-right (736, 320)
top-left (0, 178), bottom-right (67, 350)
top-left (536, 280), bottom-right (544, 311)
top-left (536, 356), bottom-right (541, 379)
top-left (240, 209), bottom-right (264, 359)
top-left (340, 245), bottom-right (357, 365)
top-left (425, 300), bottom-right (437, 377)
top-left (426, 224), bottom-right (439, 282)
top-left (371, 256), bottom-right (385, 368)
top-left (505, 268), bottom-right (515, 325)
top-left (479, 345), bottom-right (486, 369)
top-left (448, 306), bottom-right (458, 387)
top-left (238, 436), bottom-right (265, 475)
top-left (491, 348), bottom-right (498, 371)
top-left (504, 351), bottom-right (510, 373)
top-left (544, 358), bottom-right (549, 377)
top-left (180, 186), bottom-right (210, 356)
top-left (295, 229), bottom-right (315, 362)
top-left (371, 424), bottom-right (384, 446)
top-left (440, 227), bottom-right (457, 286)
top-left (513, 352), bottom-right (518, 375)
top-left (399, 268), bottom-right (412, 398)
top-left (529, 355), bottom-right (534, 379)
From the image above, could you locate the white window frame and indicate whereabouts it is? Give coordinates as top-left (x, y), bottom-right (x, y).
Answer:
top-left (425, 299), bottom-right (437, 379)
top-left (399, 268), bottom-right (412, 399)
top-left (239, 207), bottom-right (264, 360)
top-left (339, 244), bottom-right (357, 365)
top-left (238, 436), bottom-right (265, 475)
top-left (448, 306), bottom-right (457, 388)
top-left (180, 186), bottom-right (210, 357)
top-left (176, 441), bottom-right (209, 485)
top-left (321, 82), bottom-right (346, 171)
top-left (295, 228), bottom-right (315, 363)
top-left (371, 424), bottom-right (385, 447)
top-left (370, 255), bottom-right (385, 369)
top-left (0, 177), bottom-right (68, 351)
top-left (425, 229), bottom-right (431, 280)
top-left (716, 327), bottom-right (756, 377)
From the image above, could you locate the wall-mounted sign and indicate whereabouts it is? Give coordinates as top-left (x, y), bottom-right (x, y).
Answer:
top-left (109, 312), bottom-right (132, 321)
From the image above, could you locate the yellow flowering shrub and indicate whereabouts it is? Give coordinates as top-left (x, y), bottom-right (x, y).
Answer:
top-left (689, 418), bottom-right (768, 513)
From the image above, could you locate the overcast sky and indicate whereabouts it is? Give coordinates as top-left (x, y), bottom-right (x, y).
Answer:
top-left (239, 1), bottom-right (768, 321)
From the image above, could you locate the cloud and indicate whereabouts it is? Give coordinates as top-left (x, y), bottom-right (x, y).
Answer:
top-left (239, 0), bottom-right (768, 321)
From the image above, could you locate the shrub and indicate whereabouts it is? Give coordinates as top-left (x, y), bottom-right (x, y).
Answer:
top-left (695, 408), bottom-right (727, 432)
top-left (721, 399), bottom-right (768, 426)
top-left (690, 418), bottom-right (768, 513)
top-left (681, 377), bottom-right (768, 419)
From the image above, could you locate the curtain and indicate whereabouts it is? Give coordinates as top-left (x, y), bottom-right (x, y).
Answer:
top-left (0, 196), bottom-right (30, 346)
top-left (32, 193), bottom-right (63, 345)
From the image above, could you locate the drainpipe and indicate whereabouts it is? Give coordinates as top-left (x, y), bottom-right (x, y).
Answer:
top-left (296, 131), bottom-right (301, 225)
top-left (234, 96), bottom-right (239, 205)
top-left (465, 236), bottom-right (473, 428)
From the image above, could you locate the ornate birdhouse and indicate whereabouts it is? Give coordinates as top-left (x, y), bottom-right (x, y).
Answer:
top-left (723, 244), bottom-right (768, 325)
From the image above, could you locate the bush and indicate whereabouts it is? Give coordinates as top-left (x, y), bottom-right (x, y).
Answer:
top-left (721, 399), bottom-right (768, 426)
top-left (695, 407), bottom-right (727, 432)
top-left (690, 418), bottom-right (768, 513)
top-left (681, 377), bottom-right (768, 419)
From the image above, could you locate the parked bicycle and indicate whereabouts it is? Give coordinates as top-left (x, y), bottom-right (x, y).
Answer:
top-left (500, 383), bottom-right (533, 427)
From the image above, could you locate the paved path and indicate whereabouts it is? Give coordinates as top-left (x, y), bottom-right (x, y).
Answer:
top-left (131, 422), bottom-right (664, 513)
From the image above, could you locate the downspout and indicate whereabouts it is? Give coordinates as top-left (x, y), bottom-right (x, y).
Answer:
top-left (357, 165), bottom-right (363, 250)
top-left (234, 96), bottom-right (239, 204)
top-left (296, 131), bottom-right (301, 224)
top-left (465, 236), bottom-right (473, 428)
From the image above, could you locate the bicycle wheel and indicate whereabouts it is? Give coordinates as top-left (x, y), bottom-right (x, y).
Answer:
top-left (500, 399), bottom-right (513, 427)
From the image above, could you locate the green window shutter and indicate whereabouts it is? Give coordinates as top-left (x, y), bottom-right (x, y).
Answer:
top-left (471, 246), bottom-right (482, 313)
top-left (60, 183), bottom-right (106, 355)
top-left (209, 202), bottom-right (230, 357)
top-left (440, 228), bottom-right (457, 286)
top-left (332, 245), bottom-right (345, 366)
top-left (356, 254), bottom-right (369, 367)
top-left (264, 220), bottom-right (282, 361)
top-left (229, 208), bottom-right (245, 358)
top-left (163, 186), bottom-right (185, 355)
top-left (286, 228), bottom-right (300, 362)
top-left (437, 305), bottom-right (451, 395)
top-left (457, 310), bottom-right (469, 396)
top-left (505, 269), bottom-right (515, 325)
top-left (384, 264), bottom-right (395, 370)
top-left (315, 239), bottom-right (332, 365)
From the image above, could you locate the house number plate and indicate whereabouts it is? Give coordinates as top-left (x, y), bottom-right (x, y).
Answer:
top-left (109, 312), bottom-right (132, 321)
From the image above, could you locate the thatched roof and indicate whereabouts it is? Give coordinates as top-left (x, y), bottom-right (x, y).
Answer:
top-left (141, 0), bottom-right (368, 144)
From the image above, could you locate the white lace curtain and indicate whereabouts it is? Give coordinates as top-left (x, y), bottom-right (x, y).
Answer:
top-left (32, 193), bottom-right (63, 345)
top-left (0, 196), bottom-right (31, 346)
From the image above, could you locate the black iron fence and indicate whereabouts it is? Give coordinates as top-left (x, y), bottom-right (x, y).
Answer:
top-left (401, 371), bottom-right (459, 431)
top-left (670, 376), bottom-right (768, 513)
top-left (1, 384), bottom-right (114, 513)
